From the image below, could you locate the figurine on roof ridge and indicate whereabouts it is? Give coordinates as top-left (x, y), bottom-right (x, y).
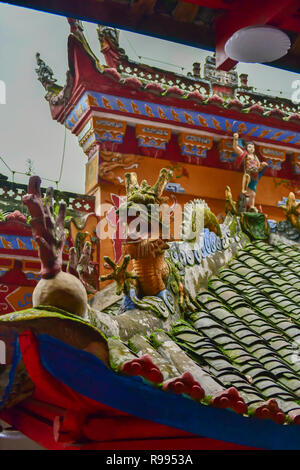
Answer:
top-left (116, 168), bottom-right (173, 298)
top-left (232, 132), bottom-right (268, 212)
top-left (97, 24), bottom-right (128, 68)
top-left (35, 53), bottom-right (62, 95)
top-left (280, 192), bottom-right (300, 232)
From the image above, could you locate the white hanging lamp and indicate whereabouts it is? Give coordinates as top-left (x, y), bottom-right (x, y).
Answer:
top-left (224, 25), bottom-right (291, 63)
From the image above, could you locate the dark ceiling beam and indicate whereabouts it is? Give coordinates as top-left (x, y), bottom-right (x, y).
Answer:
top-left (168, 0), bottom-right (237, 8)
top-left (1, 0), bottom-right (300, 74)
top-left (1, 0), bottom-right (100, 19)
top-left (215, 0), bottom-right (300, 71)
top-left (0, 0), bottom-right (238, 18)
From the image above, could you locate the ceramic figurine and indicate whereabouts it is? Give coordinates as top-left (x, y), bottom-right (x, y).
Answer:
top-left (280, 192), bottom-right (300, 232)
top-left (116, 168), bottom-right (173, 297)
top-left (232, 133), bottom-right (268, 211)
top-left (225, 186), bottom-right (238, 216)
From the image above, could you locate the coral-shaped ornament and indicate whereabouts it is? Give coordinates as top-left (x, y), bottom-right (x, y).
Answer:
top-left (22, 176), bottom-right (66, 279)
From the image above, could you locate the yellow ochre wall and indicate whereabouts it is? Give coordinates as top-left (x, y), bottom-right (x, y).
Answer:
top-left (93, 154), bottom-right (292, 217)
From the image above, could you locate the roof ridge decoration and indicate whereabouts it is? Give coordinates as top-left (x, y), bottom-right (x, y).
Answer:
top-left (35, 53), bottom-right (62, 95)
top-left (180, 199), bottom-right (222, 245)
top-left (224, 179), bottom-right (270, 241)
top-left (97, 30), bottom-right (298, 116)
top-left (35, 53), bottom-right (73, 106)
top-left (97, 68), bottom-right (300, 117)
top-left (270, 192), bottom-right (300, 244)
top-left (68, 18), bottom-right (103, 73)
top-left (5, 169), bottom-right (300, 447)
top-left (67, 235), bottom-right (98, 295)
top-left (35, 19), bottom-right (104, 107)
top-left (22, 176), bottom-right (68, 280)
top-left (21, 176), bottom-right (98, 315)
top-left (97, 24), bottom-right (128, 69)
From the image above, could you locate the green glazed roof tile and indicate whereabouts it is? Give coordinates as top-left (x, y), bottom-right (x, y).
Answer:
top-left (168, 239), bottom-right (300, 423)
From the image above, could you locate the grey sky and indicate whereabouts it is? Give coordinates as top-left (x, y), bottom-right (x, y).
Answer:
top-left (0, 3), bottom-right (299, 193)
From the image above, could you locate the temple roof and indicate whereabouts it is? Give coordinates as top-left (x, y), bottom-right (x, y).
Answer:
top-left (4, 233), bottom-right (300, 448)
top-left (38, 22), bottom-right (300, 125)
top-left (173, 240), bottom-right (300, 423)
top-left (2, 168), bottom-right (300, 448)
top-left (98, 236), bottom-right (300, 426)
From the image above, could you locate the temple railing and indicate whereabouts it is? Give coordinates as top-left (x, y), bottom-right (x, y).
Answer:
top-left (0, 179), bottom-right (95, 214)
top-left (235, 88), bottom-right (299, 114)
top-left (118, 61), bottom-right (212, 96)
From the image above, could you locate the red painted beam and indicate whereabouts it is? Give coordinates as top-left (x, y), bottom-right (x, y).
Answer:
top-left (0, 405), bottom-right (257, 450)
top-left (215, 0), bottom-right (299, 71)
top-left (280, 13), bottom-right (300, 34)
top-left (7, 331), bottom-right (258, 450)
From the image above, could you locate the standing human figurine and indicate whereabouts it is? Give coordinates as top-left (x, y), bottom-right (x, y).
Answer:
top-left (232, 133), bottom-right (268, 211)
